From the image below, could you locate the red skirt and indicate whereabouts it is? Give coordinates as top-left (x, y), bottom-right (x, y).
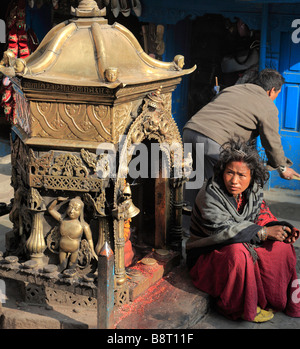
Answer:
top-left (190, 241), bottom-right (300, 321)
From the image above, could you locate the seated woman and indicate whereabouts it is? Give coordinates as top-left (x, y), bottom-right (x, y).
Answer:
top-left (186, 138), bottom-right (300, 323)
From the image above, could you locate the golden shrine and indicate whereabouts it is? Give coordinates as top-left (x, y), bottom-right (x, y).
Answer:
top-left (0, 0), bottom-right (195, 322)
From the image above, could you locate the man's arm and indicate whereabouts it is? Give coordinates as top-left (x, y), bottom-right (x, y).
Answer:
top-left (258, 108), bottom-right (299, 180)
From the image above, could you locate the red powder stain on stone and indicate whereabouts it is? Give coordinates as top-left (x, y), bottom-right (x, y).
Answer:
top-left (114, 277), bottom-right (168, 327)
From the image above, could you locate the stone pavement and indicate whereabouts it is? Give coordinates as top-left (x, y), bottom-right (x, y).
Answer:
top-left (0, 153), bottom-right (300, 329)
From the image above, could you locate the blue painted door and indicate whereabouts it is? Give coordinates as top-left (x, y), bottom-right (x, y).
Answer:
top-left (163, 19), bottom-right (192, 134)
top-left (269, 31), bottom-right (300, 190)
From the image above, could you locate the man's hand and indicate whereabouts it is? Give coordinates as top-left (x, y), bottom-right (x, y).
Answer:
top-left (280, 167), bottom-right (300, 180)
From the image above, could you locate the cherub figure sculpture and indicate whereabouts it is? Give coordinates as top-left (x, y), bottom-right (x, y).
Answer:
top-left (48, 196), bottom-right (98, 271)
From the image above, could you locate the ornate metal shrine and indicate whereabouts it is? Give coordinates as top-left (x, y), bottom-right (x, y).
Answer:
top-left (0, 0), bottom-right (195, 313)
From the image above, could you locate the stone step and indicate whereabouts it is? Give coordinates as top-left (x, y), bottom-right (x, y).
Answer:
top-left (0, 264), bottom-right (210, 329)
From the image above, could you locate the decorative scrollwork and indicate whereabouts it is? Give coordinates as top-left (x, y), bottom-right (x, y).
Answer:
top-left (125, 90), bottom-right (183, 168)
top-left (50, 153), bottom-right (89, 177)
top-left (29, 149), bottom-right (54, 176)
top-left (80, 148), bottom-right (97, 172)
top-left (46, 226), bottom-right (60, 254)
top-left (28, 149), bottom-right (106, 192)
top-left (83, 191), bottom-right (106, 216)
top-left (28, 187), bottom-right (45, 211)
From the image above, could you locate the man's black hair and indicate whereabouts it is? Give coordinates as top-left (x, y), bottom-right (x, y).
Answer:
top-left (253, 68), bottom-right (285, 92)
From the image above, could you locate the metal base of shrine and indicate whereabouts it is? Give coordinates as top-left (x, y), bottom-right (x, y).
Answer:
top-left (0, 247), bottom-right (180, 309)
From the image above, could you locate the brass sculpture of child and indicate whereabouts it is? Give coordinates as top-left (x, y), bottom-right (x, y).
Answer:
top-left (48, 196), bottom-right (98, 270)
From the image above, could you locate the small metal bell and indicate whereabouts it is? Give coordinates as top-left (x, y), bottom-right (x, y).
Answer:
top-left (122, 183), bottom-right (140, 219)
top-left (124, 197), bottom-right (140, 219)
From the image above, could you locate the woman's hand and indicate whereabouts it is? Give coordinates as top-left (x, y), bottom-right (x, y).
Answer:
top-left (285, 228), bottom-right (299, 244)
top-left (266, 225), bottom-right (292, 242)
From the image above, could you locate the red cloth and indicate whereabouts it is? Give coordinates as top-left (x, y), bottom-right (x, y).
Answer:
top-left (255, 200), bottom-right (278, 226)
top-left (190, 201), bottom-right (300, 321)
top-left (124, 240), bottom-right (135, 267)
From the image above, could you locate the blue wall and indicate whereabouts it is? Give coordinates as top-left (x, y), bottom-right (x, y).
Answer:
top-left (139, 0), bottom-right (300, 190)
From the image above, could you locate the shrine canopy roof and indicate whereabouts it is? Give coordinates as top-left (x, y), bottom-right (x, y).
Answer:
top-left (22, 0), bottom-right (195, 88)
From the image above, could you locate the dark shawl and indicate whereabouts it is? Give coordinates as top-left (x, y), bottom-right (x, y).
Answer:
top-left (186, 176), bottom-right (264, 268)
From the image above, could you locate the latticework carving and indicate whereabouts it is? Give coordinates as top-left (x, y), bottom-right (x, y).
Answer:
top-left (28, 150), bottom-right (104, 192)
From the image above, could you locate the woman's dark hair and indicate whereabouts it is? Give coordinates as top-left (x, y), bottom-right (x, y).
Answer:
top-left (253, 68), bottom-right (285, 92)
top-left (214, 138), bottom-right (269, 189)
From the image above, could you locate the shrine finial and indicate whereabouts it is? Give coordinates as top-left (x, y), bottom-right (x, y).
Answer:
top-left (71, 0), bottom-right (106, 17)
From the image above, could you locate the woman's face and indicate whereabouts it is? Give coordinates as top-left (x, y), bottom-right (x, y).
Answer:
top-left (223, 161), bottom-right (251, 197)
